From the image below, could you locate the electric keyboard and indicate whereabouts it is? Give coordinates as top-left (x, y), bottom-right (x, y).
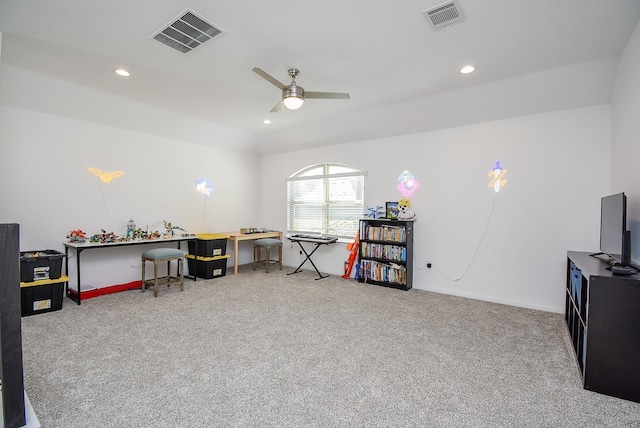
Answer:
top-left (287, 234), bottom-right (338, 279)
top-left (288, 234), bottom-right (338, 244)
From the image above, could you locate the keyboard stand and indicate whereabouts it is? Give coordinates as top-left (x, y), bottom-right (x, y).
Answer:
top-left (287, 239), bottom-right (333, 280)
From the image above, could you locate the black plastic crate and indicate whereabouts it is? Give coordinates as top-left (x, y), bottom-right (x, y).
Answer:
top-left (186, 254), bottom-right (229, 279)
top-left (187, 234), bottom-right (228, 257)
top-left (21, 281), bottom-right (64, 316)
top-left (20, 250), bottom-right (64, 282)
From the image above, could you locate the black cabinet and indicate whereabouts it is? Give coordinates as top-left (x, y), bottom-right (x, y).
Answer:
top-left (565, 251), bottom-right (640, 402)
top-left (1, 224), bottom-right (26, 428)
top-left (358, 219), bottom-right (413, 290)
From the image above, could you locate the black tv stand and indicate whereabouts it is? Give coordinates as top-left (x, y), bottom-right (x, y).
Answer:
top-left (566, 251), bottom-right (640, 402)
top-left (610, 265), bottom-right (638, 275)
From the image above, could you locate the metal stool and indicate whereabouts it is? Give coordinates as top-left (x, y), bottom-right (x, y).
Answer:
top-left (141, 248), bottom-right (185, 297)
top-left (253, 238), bottom-right (282, 273)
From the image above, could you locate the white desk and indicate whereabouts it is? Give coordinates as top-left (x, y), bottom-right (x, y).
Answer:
top-left (63, 236), bottom-right (195, 304)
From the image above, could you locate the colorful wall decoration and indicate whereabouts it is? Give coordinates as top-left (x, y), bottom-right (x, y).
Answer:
top-left (87, 167), bottom-right (125, 183)
top-left (488, 161), bottom-right (507, 192)
top-left (195, 178), bottom-right (213, 196)
top-left (397, 170), bottom-right (419, 197)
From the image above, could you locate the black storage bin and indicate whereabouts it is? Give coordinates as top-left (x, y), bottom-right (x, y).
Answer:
top-left (20, 250), bottom-right (64, 282)
top-left (187, 234), bottom-right (229, 257)
top-left (21, 281), bottom-right (64, 316)
top-left (186, 254), bottom-right (230, 279)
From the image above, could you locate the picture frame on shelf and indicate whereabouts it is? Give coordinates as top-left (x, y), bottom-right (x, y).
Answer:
top-left (386, 202), bottom-right (399, 220)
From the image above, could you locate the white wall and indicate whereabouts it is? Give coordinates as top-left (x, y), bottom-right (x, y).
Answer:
top-left (612, 19), bottom-right (640, 266)
top-left (0, 36), bottom-right (623, 311)
top-left (0, 69), bottom-right (261, 290)
top-left (259, 106), bottom-right (611, 313)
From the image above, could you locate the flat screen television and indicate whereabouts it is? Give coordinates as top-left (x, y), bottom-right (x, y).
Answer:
top-left (599, 192), bottom-right (631, 266)
top-left (630, 218), bottom-right (640, 269)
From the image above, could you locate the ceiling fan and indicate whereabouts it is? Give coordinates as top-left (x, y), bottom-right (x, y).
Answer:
top-left (253, 67), bottom-right (350, 113)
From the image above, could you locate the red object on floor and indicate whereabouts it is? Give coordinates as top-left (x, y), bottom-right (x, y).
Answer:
top-left (342, 231), bottom-right (360, 279)
top-left (68, 280), bottom-right (141, 300)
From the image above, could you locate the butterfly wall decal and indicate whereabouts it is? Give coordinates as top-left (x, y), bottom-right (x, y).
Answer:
top-left (87, 167), bottom-right (125, 183)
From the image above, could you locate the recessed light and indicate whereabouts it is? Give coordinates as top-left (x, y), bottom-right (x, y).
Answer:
top-left (115, 69), bottom-right (130, 77)
top-left (460, 65), bottom-right (475, 74)
top-left (263, 119), bottom-right (272, 125)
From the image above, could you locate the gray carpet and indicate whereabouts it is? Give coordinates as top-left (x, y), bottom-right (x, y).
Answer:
top-left (20, 265), bottom-right (640, 427)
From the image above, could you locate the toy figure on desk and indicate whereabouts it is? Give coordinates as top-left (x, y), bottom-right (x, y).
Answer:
top-left (90, 229), bottom-right (117, 243)
top-left (398, 198), bottom-right (416, 220)
top-left (163, 220), bottom-right (186, 237)
top-left (67, 229), bottom-right (87, 243)
top-left (130, 228), bottom-right (147, 240)
top-left (126, 218), bottom-right (137, 240)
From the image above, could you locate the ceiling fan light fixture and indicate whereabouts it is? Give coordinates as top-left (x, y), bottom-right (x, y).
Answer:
top-left (283, 84), bottom-right (305, 110)
top-left (283, 96), bottom-right (304, 110)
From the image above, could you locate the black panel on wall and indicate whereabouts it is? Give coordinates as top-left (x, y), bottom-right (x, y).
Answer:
top-left (0, 224), bottom-right (26, 428)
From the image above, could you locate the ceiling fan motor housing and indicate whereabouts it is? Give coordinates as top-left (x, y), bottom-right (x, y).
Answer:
top-left (283, 84), bottom-right (305, 99)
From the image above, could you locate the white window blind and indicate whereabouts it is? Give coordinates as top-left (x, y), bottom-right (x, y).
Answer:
top-left (287, 164), bottom-right (366, 239)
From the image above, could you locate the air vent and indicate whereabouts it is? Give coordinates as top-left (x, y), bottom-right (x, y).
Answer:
top-left (423, 1), bottom-right (464, 30)
top-left (152, 9), bottom-right (225, 53)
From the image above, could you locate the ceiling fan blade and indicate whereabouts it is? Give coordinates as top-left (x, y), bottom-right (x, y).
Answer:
top-left (270, 99), bottom-right (284, 113)
top-left (305, 91), bottom-right (351, 100)
top-left (253, 67), bottom-right (286, 90)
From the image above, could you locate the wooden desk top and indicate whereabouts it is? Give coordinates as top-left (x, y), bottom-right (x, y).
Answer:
top-left (224, 231), bottom-right (282, 241)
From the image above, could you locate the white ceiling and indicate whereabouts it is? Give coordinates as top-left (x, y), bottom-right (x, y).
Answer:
top-left (1, 0), bottom-right (639, 154)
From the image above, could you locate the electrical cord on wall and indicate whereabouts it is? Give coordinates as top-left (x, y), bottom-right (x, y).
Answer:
top-left (98, 181), bottom-right (141, 269)
top-left (416, 191), bottom-right (499, 282)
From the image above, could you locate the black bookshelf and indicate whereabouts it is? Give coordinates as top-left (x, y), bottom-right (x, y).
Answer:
top-left (565, 251), bottom-right (640, 402)
top-left (358, 219), bottom-right (413, 290)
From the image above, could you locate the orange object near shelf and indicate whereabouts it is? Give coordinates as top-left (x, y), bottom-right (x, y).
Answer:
top-left (342, 231), bottom-right (360, 279)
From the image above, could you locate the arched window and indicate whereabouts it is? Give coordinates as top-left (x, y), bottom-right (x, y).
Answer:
top-left (286, 163), bottom-right (366, 239)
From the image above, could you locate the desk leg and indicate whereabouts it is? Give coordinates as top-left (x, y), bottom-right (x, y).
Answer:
top-left (66, 248), bottom-right (81, 305)
top-left (65, 246), bottom-right (71, 303)
top-left (234, 238), bottom-right (239, 275)
top-left (181, 240), bottom-right (197, 281)
top-left (77, 249), bottom-right (82, 304)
